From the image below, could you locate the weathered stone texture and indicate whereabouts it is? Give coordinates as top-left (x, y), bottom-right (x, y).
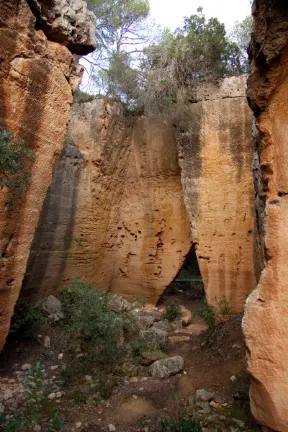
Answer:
top-left (0, 0), bottom-right (95, 351)
top-left (177, 76), bottom-right (256, 313)
top-left (21, 99), bottom-right (192, 304)
top-left (243, 1), bottom-right (288, 430)
top-left (27, 0), bottom-right (96, 54)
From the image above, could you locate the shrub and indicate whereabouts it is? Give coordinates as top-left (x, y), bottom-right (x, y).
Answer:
top-left (0, 129), bottom-right (34, 204)
top-left (195, 296), bottom-right (232, 329)
top-left (73, 89), bottom-right (96, 103)
top-left (160, 413), bottom-right (202, 432)
top-left (0, 363), bottom-right (64, 431)
top-left (10, 301), bottom-right (47, 340)
top-left (214, 296), bottom-right (232, 315)
top-left (195, 299), bottom-right (216, 329)
top-left (163, 300), bottom-right (181, 322)
top-left (61, 278), bottom-right (124, 382)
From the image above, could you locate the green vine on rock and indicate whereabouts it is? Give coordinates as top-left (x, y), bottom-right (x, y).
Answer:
top-left (0, 129), bottom-right (34, 205)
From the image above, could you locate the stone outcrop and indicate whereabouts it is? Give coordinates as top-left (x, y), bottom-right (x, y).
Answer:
top-left (243, 1), bottom-right (288, 430)
top-left (27, 0), bottom-right (96, 54)
top-left (177, 76), bottom-right (256, 313)
top-left (0, 0), bottom-right (96, 351)
top-left (21, 98), bottom-right (192, 304)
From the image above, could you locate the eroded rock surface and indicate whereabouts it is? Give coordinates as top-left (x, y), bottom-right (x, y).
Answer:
top-left (0, 0), bottom-right (95, 350)
top-left (21, 98), bottom-right (192, 304)
top-left (243, 1), bottom-right (288, 430)
top-left (177, 76), bottom-right (256, 313)
top-left (27, 0), bottom-right (96, 54)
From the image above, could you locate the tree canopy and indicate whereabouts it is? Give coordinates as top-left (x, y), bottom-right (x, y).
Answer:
top-left (82, 2), bottom-right (251, 116)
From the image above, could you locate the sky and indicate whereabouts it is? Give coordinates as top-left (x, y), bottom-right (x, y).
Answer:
top-left (149, 0), bottom-right (252, 32)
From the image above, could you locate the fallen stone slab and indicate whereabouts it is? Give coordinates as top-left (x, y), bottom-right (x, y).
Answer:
top-left (140, 349), bottom-right (169, 366)
top-left (150, 356), bottom-right (184, 378)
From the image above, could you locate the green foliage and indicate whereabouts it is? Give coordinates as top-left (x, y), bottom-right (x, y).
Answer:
top-left (229, 15), bottom-right (253, 72)
top-left (163, 300), bottom-right (181, 322)
top-left (195, 296), bottom-right (232, 329)
top-left (0, 129), bottom-right (34, 204)
top-left (0, 363), bottom-right (64, 432)
top-left (85, 0), bottom-right (152, 106)
top-left (133, 298), bottom-right (147, 309)
top-left (214, 296), bottom-right (232, 315)
top-left (10, 301), bottom-right (47, 340)
top-left (61, 278), bottom-right (124, 382)
top-left (196, 299), bottom-right (216, 329)
top-left (160, 413), bottom-right (202, 432)
top-left (73, 89), bottom-right (96, 103)
top-left (140, 7), bottom-right (245, 121)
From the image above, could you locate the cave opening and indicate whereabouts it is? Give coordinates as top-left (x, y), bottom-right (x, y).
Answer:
top-left (157, 244), bottom-right (205, 307)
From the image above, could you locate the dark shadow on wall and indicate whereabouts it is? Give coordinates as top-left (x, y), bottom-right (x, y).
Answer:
top-left (157, 244), bottom-right (205, 304)
top-left (20, 142), bottom-right (84, 301)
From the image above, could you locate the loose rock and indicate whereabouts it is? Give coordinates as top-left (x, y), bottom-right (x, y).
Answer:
top-left (149, 356), bottom-right (184, 379)
top-left (196, 389), bottom-right (215, 402)
top-left (21, 363), bottom-right (31, 371)
top-left (140, 349), bottom-right (169, 366)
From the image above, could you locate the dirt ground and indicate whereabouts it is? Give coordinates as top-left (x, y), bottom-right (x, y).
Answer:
top-left (0, 297), bottom-right (261, 432)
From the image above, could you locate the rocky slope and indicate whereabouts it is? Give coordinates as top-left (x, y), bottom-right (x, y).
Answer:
top-left (21, 99), bottom-right (192, 304)
top-left (243, 1), bottom-right (288, 430)
top-left (0, 0), bottom-right (96, 351)
top-left (177, 76), bottom-right (256, 313)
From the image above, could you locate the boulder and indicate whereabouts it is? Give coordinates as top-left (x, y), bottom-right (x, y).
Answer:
top-left (27, 0), bottom-right (96, 54)
top-left (107, 294), bottom-right (131, 313)
top-left (139, 329), bottom-right (167, 350)
top-left (181, 306), bottom-right (192, 326)
top-left (140, 349), bottom-right (169, 366)
top-left (196, 389), bottom-right (214, 402)
top-left (134, 315), bottom-right (155, 330)
top-left (36, 295), bottom-right (63, 323)
top-left (150, 356), bottom-right (184, 379)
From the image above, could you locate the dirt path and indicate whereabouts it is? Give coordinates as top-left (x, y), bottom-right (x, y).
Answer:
top-left (0, 298), bottom-right (260, 432)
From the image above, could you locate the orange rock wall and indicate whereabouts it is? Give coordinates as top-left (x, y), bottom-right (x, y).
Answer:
top-left (243, 1), bottom-right (288, 430)
top-left (177, 76), bottom-right (256, 313)
top-left (0, 0), bottom-right (95, 351)
top-left (21, 99), bottom-right (192, 304)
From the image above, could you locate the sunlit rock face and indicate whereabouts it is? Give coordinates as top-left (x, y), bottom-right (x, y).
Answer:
top-left (21, 98), bottom-right (192, 304)
top-left (243, 1), bottom-right (288, 430)
top-left (0, 0), bottom-right (96, 351)
top-left (177, 76), bottom-right (256, 313)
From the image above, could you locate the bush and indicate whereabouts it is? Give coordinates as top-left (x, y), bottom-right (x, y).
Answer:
top-left (0, 129), bottom-right (34, 204)
top-left (0, 363), bottom-right (64, 431)
top-left (160, 413), bottom-right (202, 432)
top-left (195, 296), bottom-right (232, 329)
top-left (61, 278), bottom-right (124, 382)
top-left (163, 300), bottom-right (181, 322)
top-left (10, 301), bottom-right (47, 340)
top-left (73, 89), bottom-right (96, 103)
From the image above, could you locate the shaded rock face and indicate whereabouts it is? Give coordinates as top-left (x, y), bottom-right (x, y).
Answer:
top-left (27, 0), bottom-right (96, 54)
top-left (177, 76), bottom-right (256, 313)
top-left (243, 1), bottom-right (288, 430)
top-left (21, 99), bottom-right (192, 304)
top-left (0, 0), bottom-right (95, 351)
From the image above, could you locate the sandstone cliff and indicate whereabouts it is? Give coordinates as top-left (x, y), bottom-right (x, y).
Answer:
top-left (177, 76), bottom-right (256, 313)
top-left (243, 1), bottom-right (288, 430)
top-left (21, 99), bottom-right (192, 304)
top-left (0, 0), bottom-right (96, 351)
